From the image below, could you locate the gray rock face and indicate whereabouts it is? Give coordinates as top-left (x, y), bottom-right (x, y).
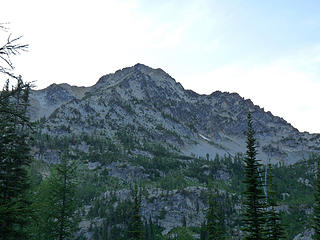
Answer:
top-left (293, 229), bottom-right (314, 240)
top-left (29, 83), bottom-right (90, 121)
top-left (90, 186), bottom-right (213, 235)
top-left (29, 63), bottom-right (320, 164)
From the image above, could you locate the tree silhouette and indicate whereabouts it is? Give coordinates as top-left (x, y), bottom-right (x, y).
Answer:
top-left (264, 164), bottom-right (286, 239)
top-left (242, 113), bottom-right (266, 240)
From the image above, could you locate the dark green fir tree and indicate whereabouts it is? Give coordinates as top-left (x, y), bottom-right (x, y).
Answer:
top-left (242, 112), bottom-right (266, 240)
top-left (206, 193), bottom-right (224, 240)
top-left (0, 79), bottom-right (33, 240)
top-left (264, 164), bottom-right (286, 240)
top-left (0, 24), bottom-right (31, 240)
top-left (130, 184), bottom-right (145, 240)
top-left (200, 221), bottom-right (207, 240)
top-left (31, 151), bottom-right (78, 240)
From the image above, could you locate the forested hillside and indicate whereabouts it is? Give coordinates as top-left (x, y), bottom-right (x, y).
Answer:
top-left (1, 78), bottom-right (319, 239)
top-left (1, 27), bottom-right (320, 240)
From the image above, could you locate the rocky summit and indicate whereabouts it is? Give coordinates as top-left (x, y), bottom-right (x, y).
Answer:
top-left (29, 63), bottom-right (320, 165)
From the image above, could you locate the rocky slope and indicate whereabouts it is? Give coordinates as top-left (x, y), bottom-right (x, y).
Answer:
top-left (29, 63), bottom-right (320, 164)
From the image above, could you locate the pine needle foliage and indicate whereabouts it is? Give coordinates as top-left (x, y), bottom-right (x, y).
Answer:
top-left (31, 152), bottom-right (78, 240)
top-left (264, 164), bottom-right (286, 240)
top-left (0, 79), bottom-right (33, 240)
top-left (48, 153), bottom-right (78, 240)
top-left (130, 184), bottom-right (145, 240)
top-left (206, 193), bottom-right (224, 240)
top-left (242, 112), bottom-right (266, 240)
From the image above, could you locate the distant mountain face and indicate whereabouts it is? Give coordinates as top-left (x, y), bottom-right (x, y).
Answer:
top-left (29, 63), bottom-right (320, 164)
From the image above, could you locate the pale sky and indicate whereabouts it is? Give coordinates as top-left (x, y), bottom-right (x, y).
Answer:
top-left (1, 0), bottom-right (320, 133)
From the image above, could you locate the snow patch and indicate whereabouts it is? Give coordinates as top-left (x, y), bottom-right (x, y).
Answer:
top-left (199, 134), bottom-right (211, 141)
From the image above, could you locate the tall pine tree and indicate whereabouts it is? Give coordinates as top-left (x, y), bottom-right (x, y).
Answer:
top-left (200, 221), bottom-right (207, 240)
top-left (242, 112), bottom-right (266, 240)
top-left (31, 151), bottom-right (78, 240)
top-left (129, 184), bottom-right (145, 240)
top-left (0, 79), bottom-right (33, 240)
top-left (206, 193), bottom-right (224, 240)
top-left (264, 164), bottom-right (286, 239)
top-left (0, 24), bottom-right (31, 240)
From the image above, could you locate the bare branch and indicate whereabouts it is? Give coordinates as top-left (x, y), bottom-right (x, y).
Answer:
top-left (0, 24), bottom-right (28, 79)
top-left (0, 54), bottom-right (13, 69)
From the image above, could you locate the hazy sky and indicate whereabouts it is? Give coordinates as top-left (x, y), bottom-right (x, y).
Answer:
top-left (1, 0), bottom-right (320, 133)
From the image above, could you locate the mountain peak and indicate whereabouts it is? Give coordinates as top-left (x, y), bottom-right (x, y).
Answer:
top-left (133, 63), bottom-right (151, 70)
top-left (94, 63), bottom-right (178, 91)
top-left (133, 63), bottom-right (167, 75)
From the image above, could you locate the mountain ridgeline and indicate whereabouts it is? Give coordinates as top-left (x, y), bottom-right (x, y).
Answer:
top-left (21, 63), bottom-right (320, 239)
top-left (30, 63), bottom-right (320, 164)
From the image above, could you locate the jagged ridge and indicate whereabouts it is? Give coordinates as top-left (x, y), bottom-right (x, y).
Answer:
top-left (29, 63), bottom-right (320, 164)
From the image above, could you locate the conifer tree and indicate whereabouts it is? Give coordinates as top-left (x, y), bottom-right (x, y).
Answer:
top-left (313, 158), bottom-right (320, 240)
top-left (146, 216), bottom-right (154, 240)
top-left (32, 152), bottom-right (78, 240)
top-left (242, 112), bottom-right (265, 240)
top-left (0, 79), bottom-right (33, 240)
top-left (49, 152), bottom-right (78, 240)
top-left (130, 184), bottom-right (145, 240)
top-left (0, 24), bottom-right (31, 240)
top-left (206, 193), bottom-right (224, 240)
top-left (264, 164), bottom-right (286, 239)
top-left (200, 221), bottom-right (207, 240)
